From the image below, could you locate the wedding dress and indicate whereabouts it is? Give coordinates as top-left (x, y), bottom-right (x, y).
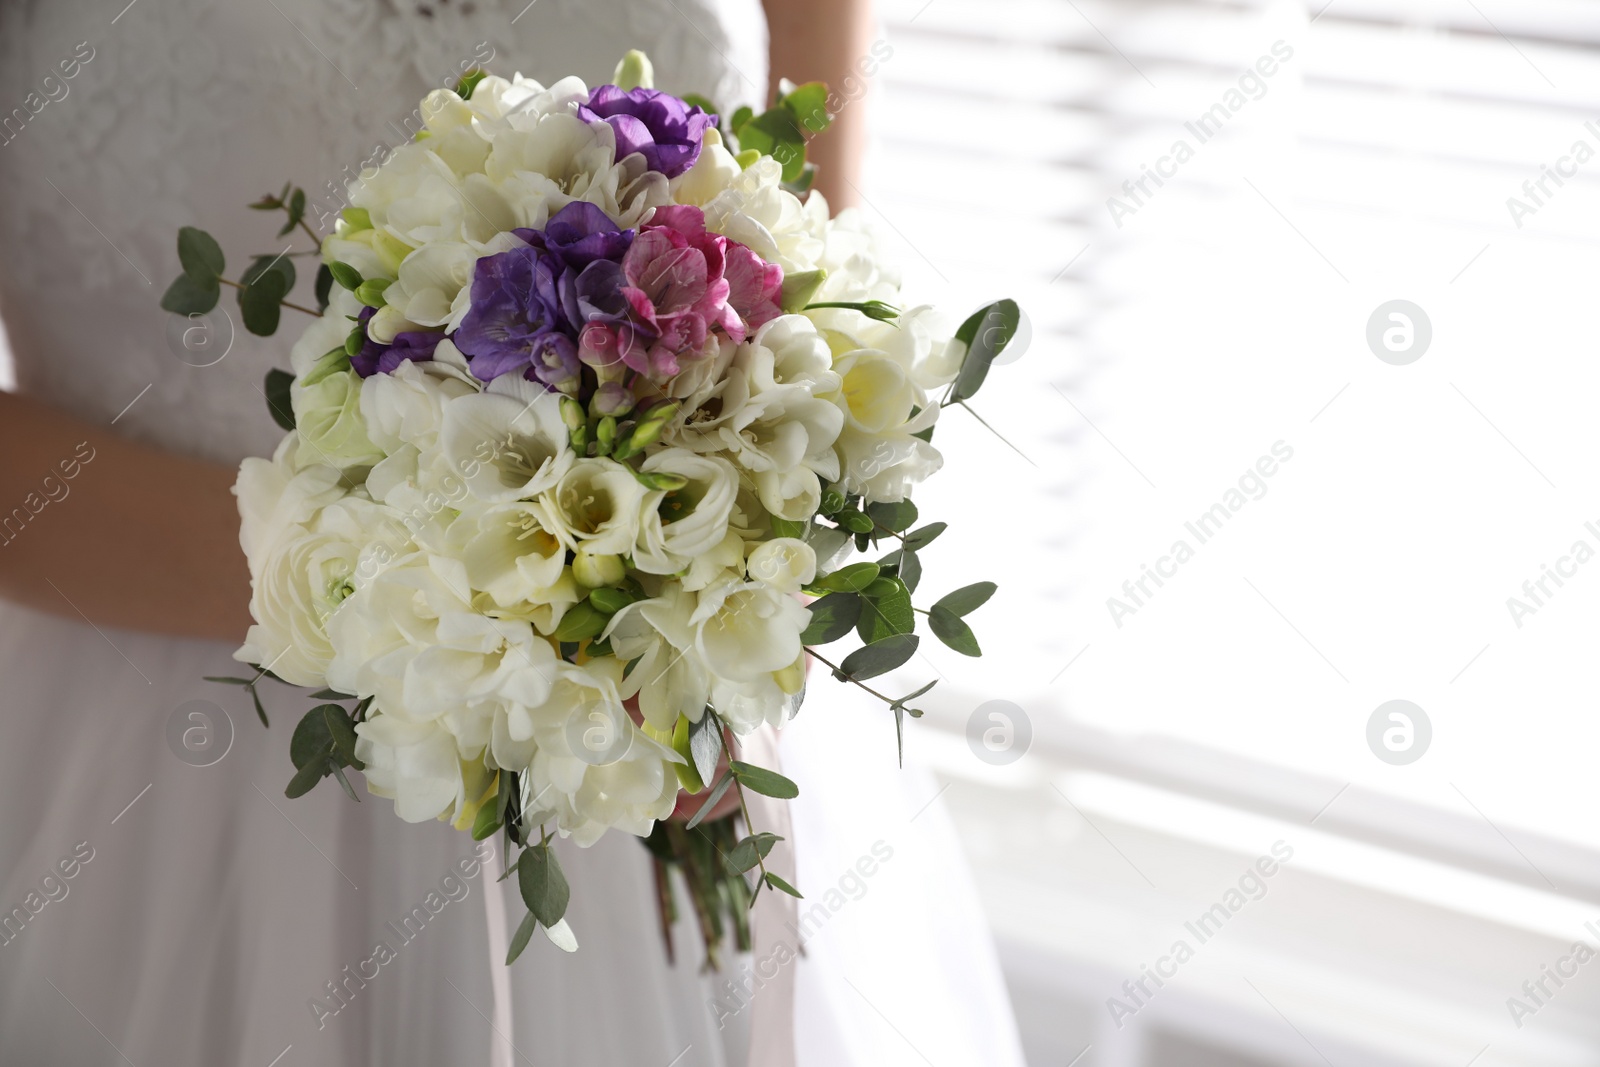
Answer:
top-left (0, 1), bottom-right (1027, 1064)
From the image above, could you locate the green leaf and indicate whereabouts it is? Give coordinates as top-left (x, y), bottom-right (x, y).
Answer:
top-left (314, 264), bottom-right (334, 311)
top-left (933, 581), bottom-right (997, 618)
top-left (587, 587), bottom-right (633, 615)
top-left (686, 770), bottom-right (734, 829)
top-left (723, 832), bottom-right (783, 875)
top-left (681, 92), bottom-right (719, 120)
top-left (239, 266), bottom-right (289, 336)
top-left (729, 105), bottom-right (754, 134)
top-left (779, 81), bottom-right (831, 134)
top-left (928, 607), bottom-right (982, 656)
top-left (903, 523), bottom-right (947, 552)
top-left (856, 577), bottom-right (914, 644)
top-left (837, 634), bottom-right (919, 681)
top-left (505, 910), bottom-right (538, 964)
top-left (519, 844), bottom-right (570, 927)
top-left (308, 688), bottom-right (354, 699)
top-left (160, 273), bottom-right (220, 315)
top-left (689, 712), bottom-right (723, 790)
top-left (177, 226), bottom-right (224, 284)
top-left (327, 261), bottom-right (363, 291)
top-left (277, 188), bottom-right (306, 237)
top-left (455, 68), bottom-right (488, 99)
top-left (472, 798), bottom-right (503, 841)
top-left (242, 253), bottom-right (296, 293)
top-left (264, 368), bottom-right (295, 431)
top-left (285, 757), bottom-right (328, 799)
top-left (818, 562), bottom-right (879, 593)
top-left (866, 500), bottom-right (918, 533)
top-left (290, 706), bottom-right (334, 770)
top-left (204, 676), bottom-right (253, 686)
top-left (763, 872), bottom-right (804, 899)
top-left (730, 760), bottom-right (799, 800)
top-left (898, 548), bottom-right (923, 594)
top-left (799, 592), bottom-right (862, 645)
top-left (553, 600), bottom-right (608, 642)
top-left (331, 764), bottom-right (360, 803)
top-left (949, 299), bottom-right (1021, 403)
top-left (319, 703), bottom-right (362, 768)
top-left (736, 108), bottom-right (807, 182)
top-left (769, 516), bottom-right (808, 539)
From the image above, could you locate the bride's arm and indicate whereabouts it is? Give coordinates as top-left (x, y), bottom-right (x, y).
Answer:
top-left (764, 0), bottom-right (874, 209)
top-left (0, 390), bottom-right (251, 641)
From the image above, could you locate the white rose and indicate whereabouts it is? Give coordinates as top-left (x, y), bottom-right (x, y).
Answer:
top-left (631, 449), bottom-right (740, 576)
top-left (235, 497), bottom-right (408, 687)
top-left (440, 391), bottom-right (573, 504)
top-left (538, 457), bottom-right (646, 556)
top-left (233, 433), bottom-right (344, 575)
top-left (691, 577), bottom-right (810, 684)
top-left (291, 357), bottom-right (385, 470)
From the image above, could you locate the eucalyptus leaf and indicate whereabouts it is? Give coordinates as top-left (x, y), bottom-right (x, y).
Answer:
top-left (837, 634), bottom-right (919, 681)
top-left (505, 910), bottom-right (538, 965)
top-left (160, 272), bottom-right (221, 315)
top-left (264, 368), bottom-right (295, 431)
top-left (799, 592), bottom-right (862, 645)
top-left (518, 844), bottom-right (570, 927)
top-left (948, 299), bottom-right (1021, 403)
top-left (319, 703), bottom-right (362, 768)
top-left (903, 522), bottom-right (947, 551)
top-left (856, 577), bottom-right (914, 644)
top-left (933, 581), bottom-right (997, 618)
top-left (284, 757), bottom-right (328, 800)
top-left (472, 799), bottom-right (503, 841)
top-left (331, 764), bottom-right (360, 803)
top-left (818, 561), bottom-right (879, 593)
top-left (250, 684), bottom-right (270, 729)
top-left (239, 269), bottom-right (287, 336)
top-left (290, 706), bottom-right (335, 770)
top-left (730, 761), bottom-right (799, 800)
top-left (762, 872), bottom-right (803, 899)
top-left (866, 499), bottom-right (918, 533)
top-left (779, 81), bottom-right (830, 134)
top-left (204, 676), bottom-right (253, 686)
top-left (688, 712), bottom-right (723, 790)
top-left (314, 263), bottom-right (334, 311)
top-left (929, 606), bottom-right (982, 656)
top-left (177, 226), bottom-right (224, 283)
top-left (899, 548), bottom-right (923, 593)
top-left (686, 770), bottom-right (734, 829)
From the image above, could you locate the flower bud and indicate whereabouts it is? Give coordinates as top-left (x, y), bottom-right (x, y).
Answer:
top-left (612, 49), bottom-right (655, 91)
top-left (773, 653), bottom-right (807, 696)
top-left (573, 551), bottom-right (626, 588)
top-left (355, 278), bottom-right (391, 308)
top-left (339, 207), bottom-right (372, 234)
top-left (614, 399), bottom-right (680, 459)
top-left (592, 380), bottom-right (635, 418)
top-left (780, 268), bottom-right (827, 314)
top-left (595, 415), bottom-right (617, 455)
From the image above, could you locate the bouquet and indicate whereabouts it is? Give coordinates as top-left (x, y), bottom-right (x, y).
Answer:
top-left (162, 51), bottom-right (1021, 965)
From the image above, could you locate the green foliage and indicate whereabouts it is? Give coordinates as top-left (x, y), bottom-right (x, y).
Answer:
top-left (505, 911), bottom-right (538, 965)
top-left (327, 261), bottom-right (362, 291)
top-left (948, 299), bottom-right (1021, 403)
top-left (454, 67), bottom-right (488, 99)
top-left (314, 263), bottom-right (334, 311)
top-left (723, 832), bottom-right (783, 876)
top-left (933, 581), bottom-right (996, 617)
top-left (686, 770), bottom-right (735, 829)
top-left (929, 607), bottom-right (981, 656)
top-left (177, 226), bottom-right (225, 283)
top-left (817, 561), bottom-right (879, 593)
top-left (837, 634), bottom-right (919, 681)
top-left (239, 255), bottom-right (294, 336)
top-left (519, 843), bottom-right (570, 927)
top-left (903, 523), bottom-right (947, 551)
top-left (730, 760), bottom-right (799, 799)
top-left (552, 600), bottom-right (608, 642)
top-left (799, 592), bottom-right (861, 645)
top-left (866, 500), bottom-right (917, 533)
top-left (264, 368), bottom-right (295, 431)
top-left (856, 577), bottom-right (914, 644)
top-left (160, 273), bottom-right (220, 315)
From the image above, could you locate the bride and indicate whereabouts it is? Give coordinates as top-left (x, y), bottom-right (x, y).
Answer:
top-left (0, 1), bottom-right (1025, 1063)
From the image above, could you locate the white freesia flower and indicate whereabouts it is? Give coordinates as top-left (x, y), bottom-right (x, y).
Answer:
top-left (444, 501), bottom-right (567, 609)
top-left (351, 141), bottom-right (514, 249)
top-left (632, 449), bottom-right (740, 575)
top-left (604, 584), bottom-right (710, 730)
top-left (441, 391), bottom-right (573, 504)
top-left (354, 714), bottom-right (465, 823)
top-left (827, 346), bottom-right (943, 502)
top-left (746, 537), bottom-right (816, 595)
top-left (360, 354), bottom-right (478, 456)
top-left (672, 127), bottom-right (741, 206)
top-left (539, 457), bottom-right (647, 556)
top-left (377, 241), bottom-right (477, 333)
top-left (701, 157), bottom-right (823, 272)
top-left (691, 577), bottom-right (810, 685)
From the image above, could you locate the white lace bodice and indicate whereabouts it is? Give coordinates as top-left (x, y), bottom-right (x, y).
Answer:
top-left (0, 0), bottom-right (768, 464)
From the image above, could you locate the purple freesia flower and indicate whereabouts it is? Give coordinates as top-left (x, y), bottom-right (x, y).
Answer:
top-left (517, 201), bottom-right (634, 269)
top-left (453, 245), bottom-right (581, 389)
top-left (577, 85), bottom-right (714, 179)
top-left (351, 307), bottom-right (442, 378)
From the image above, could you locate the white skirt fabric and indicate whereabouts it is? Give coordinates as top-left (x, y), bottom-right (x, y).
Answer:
top-left (0, 599), bottom-right (1025, 1065)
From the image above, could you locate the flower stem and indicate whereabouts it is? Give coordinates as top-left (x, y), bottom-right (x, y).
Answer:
top-left (805, 649), bottom-right (898, 707)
